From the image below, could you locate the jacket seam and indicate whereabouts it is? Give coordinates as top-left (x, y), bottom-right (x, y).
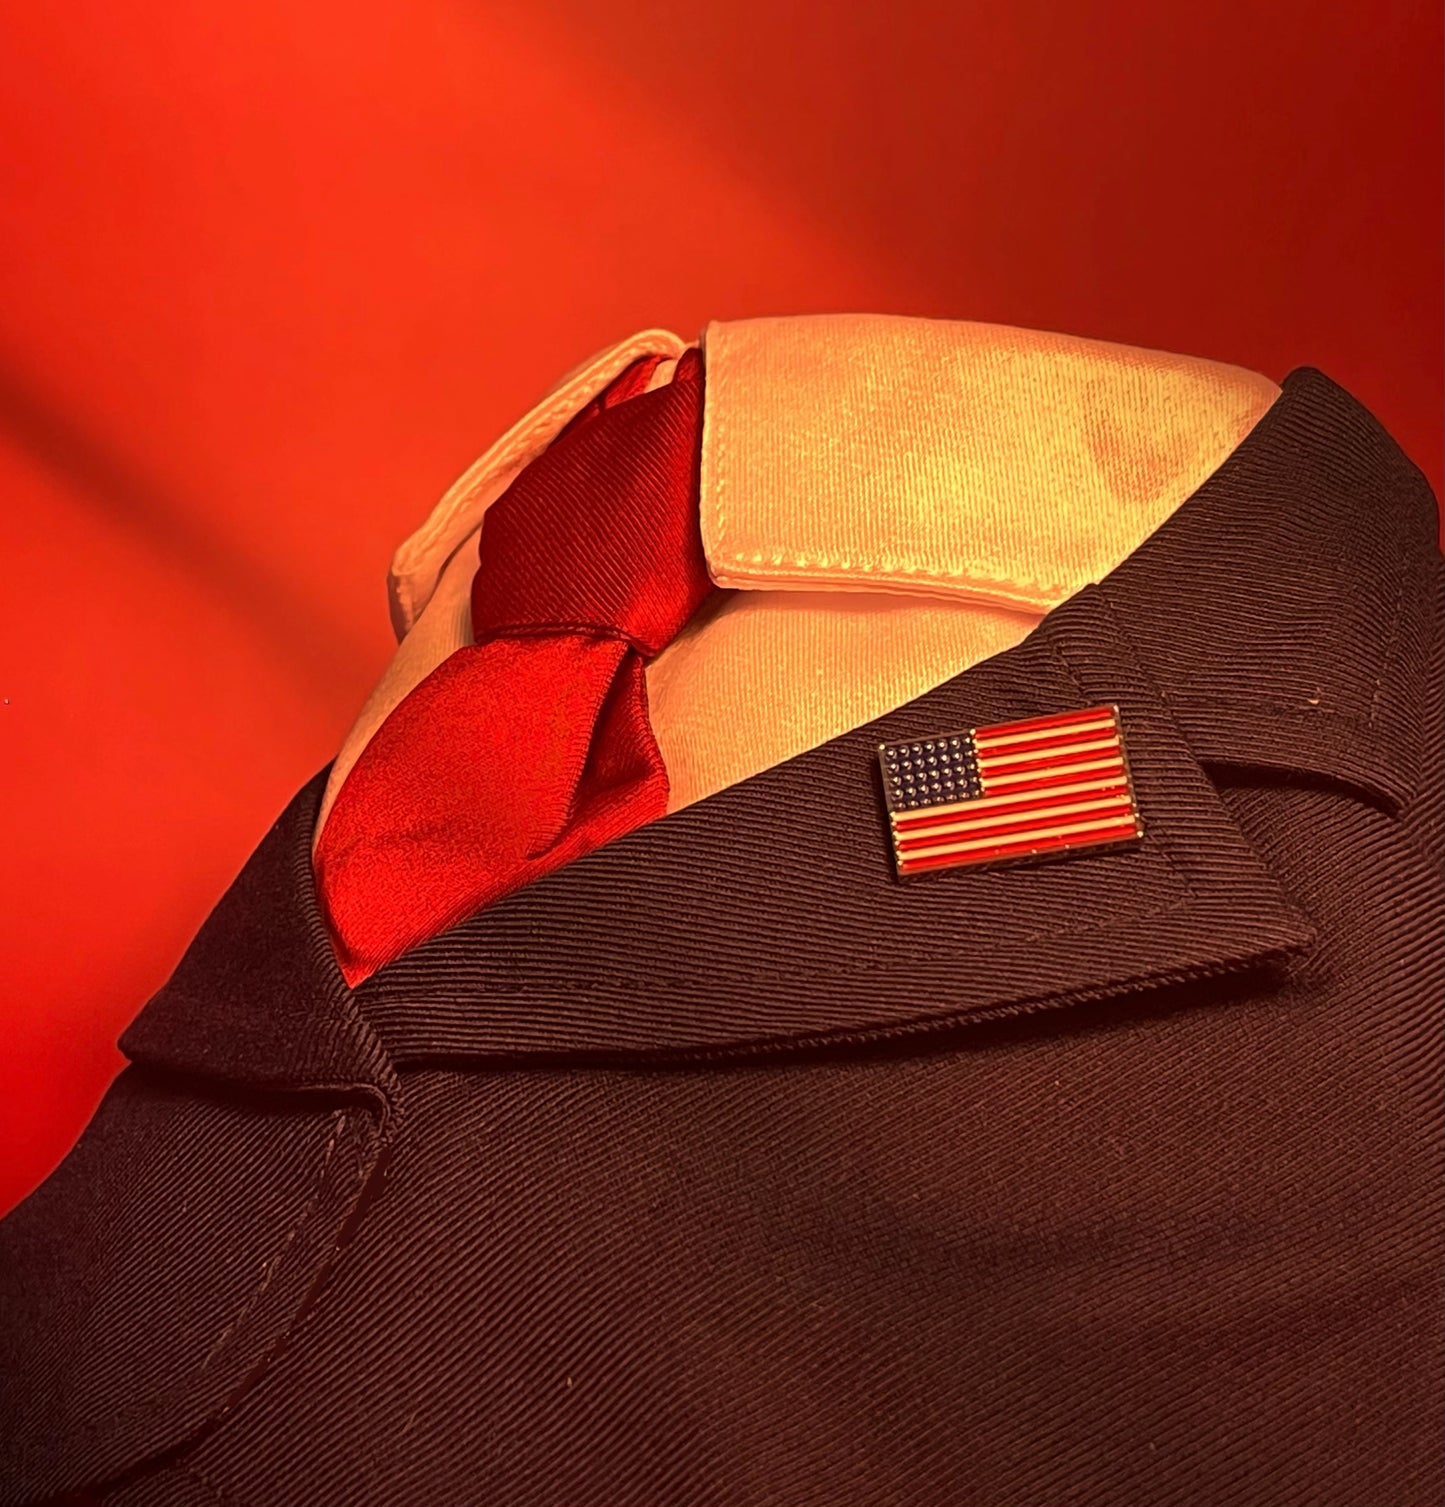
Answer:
top-left (198, 1110), bottom-right (348, 1375)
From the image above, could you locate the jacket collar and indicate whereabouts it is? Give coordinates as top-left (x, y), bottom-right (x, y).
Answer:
top-left (121, 366), bottom-right (1439, 1102)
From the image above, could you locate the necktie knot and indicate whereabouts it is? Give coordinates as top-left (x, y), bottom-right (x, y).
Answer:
top-left (470, 347), bottom-right (712, 657)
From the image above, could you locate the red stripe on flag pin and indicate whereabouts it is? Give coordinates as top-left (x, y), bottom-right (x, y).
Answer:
top-left (877, 704), bottom-right (1145, 878)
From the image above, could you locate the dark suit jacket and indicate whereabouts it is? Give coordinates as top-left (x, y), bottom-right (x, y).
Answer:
top-left (2, 367), bottom-right (1441, 1507)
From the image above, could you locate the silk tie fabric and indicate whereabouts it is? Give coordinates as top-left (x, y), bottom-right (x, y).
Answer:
top-left (314, 348), bottom-right (712, 987)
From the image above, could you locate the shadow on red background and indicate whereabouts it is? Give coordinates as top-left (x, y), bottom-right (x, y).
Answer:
top-left (1, 0), bottom-right (1441, 1215)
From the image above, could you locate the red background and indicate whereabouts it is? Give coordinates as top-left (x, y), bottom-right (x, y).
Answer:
top-left (1, 0), bottom-right (1441, 1216)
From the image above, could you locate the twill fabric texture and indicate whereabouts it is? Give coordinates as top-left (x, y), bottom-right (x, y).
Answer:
top-left (0, 367), bottom-right (1441, 1507)
top-left (314, 347), bottom-right (712, 987)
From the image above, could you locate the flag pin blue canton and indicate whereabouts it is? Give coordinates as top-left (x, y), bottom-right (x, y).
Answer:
top-left (877, 704), bottom-right (1145, 878)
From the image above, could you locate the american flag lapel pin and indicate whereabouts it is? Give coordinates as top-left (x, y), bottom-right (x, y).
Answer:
top-left (877, 704), bottom-right (1145, 878)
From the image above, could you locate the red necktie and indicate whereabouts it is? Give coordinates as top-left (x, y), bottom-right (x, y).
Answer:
top-left (314, 347), bottom-right (711, 987)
